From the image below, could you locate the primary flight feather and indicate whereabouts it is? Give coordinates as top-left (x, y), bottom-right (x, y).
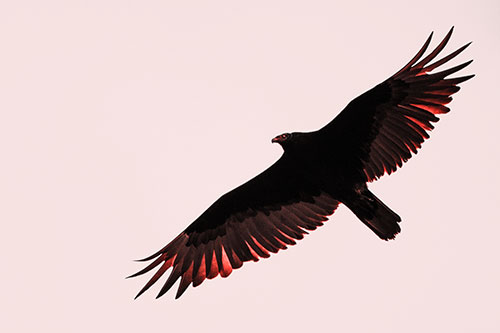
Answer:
top-left (129, 28), bottom-right (473, 299)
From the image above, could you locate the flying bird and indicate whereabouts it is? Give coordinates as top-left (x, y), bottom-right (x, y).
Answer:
top-left (129, 28), bottom-right (473, 299)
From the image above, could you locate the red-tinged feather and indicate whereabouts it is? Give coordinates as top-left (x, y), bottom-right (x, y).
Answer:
top-left (405, 119), bottom-right (430, 140)
top-left (249, 236), bottom-right (271, 256)
top-left (246, 235), bottom-right (270, 258)
top-left (247, 220), bottom-right (281, 253)
top-left (255, 229), bottom-right (283, 253)
top-left (235, 221), bottom-right (269, 262)
top-left (191, 244), bottom-right (205, 280)
top-left (236, 224), bottom-right (262, 261)
top-left (206, 253), bottom-right (219, 280)
top-left (363, 164), bottom-right (376, 180)
top-left (228, 246), bottom-right (244, 268)
top-left (263, 231), bottom-right (286, 250)
top-left (259, 217), bottom-right (295, 245)
top-left (222, 231), bottom-right (245, 267)
top-left (192, 254), bottom-right (206, 287)
top-left (271, 216), bottom-right (305, 240)
top-left (223, 225), bottom-right (248, 263)
top-left (180, 246), bottom-right (195, 274)
top-left (275, 228), bottom-right (296, 245)
top-left (397, 105), bottom-right (440, 122)
top-left (244, 241), bottom-right (261, 261)
top-left (407, 93), bottom-right (452, 104)
top-left (219, 247), bottom-right (233, 278)
top-left (176, 262), bottom-right (194, 299)
top-left (405, 140), bottom-right (419, 154)
top-left (411, 103), bottom-right (449, 114)
top-left (405, 115), bottom-right (434, 131)
top-left (409, 96), bottom-right (453, 106)
top-left (206, 247), bottom-right (218, 280)
top-left (213, 238), bottom-right (224, 276)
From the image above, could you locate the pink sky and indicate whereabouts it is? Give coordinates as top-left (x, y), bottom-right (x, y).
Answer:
top-left (1, 1), bottom-right (499, 332)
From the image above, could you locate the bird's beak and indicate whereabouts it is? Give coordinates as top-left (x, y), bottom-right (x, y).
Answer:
top-left (272, 137), bottom-right (279, 143)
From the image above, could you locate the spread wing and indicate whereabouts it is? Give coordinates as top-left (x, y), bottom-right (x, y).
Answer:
top-left (318, 27), bottom-right (474, 182)
top-left (129, 156), bottom-right (339, 299)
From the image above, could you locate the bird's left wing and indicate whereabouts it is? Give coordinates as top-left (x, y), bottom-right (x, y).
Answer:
top-left (317, 27), bottom-right (473, 182)
top-left (129, 156), bottom-right (339, 299)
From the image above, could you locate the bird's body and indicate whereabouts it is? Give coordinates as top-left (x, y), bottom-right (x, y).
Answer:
top-left (130, 28), bottom-right (473, 299)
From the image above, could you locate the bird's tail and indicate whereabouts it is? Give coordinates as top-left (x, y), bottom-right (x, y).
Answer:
top-left (344, 189), bottom-right (401, 240)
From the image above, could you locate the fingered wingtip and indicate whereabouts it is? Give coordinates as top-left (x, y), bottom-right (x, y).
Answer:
top-left (156, 286), bottom-right (169, 299)
top-left (427, 31), bottom-right (434, 42)
top-left (460, 73), bottom-right (475, 83)
top-left (134, 256), bottom-right (154, 262)
top-left (134, 284), bottom-right (152, 299)
top-left (153, 285), bottom-right (169, 299)
top-left (446, 26), bottom-right (454, 37)
top-left (445, 26), bottom-right (454, 41)
top-left (463, 59), bottom-right (474, 66)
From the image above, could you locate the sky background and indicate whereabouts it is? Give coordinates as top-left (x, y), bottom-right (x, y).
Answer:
top-left (1, 1), bottom-right (499, 332)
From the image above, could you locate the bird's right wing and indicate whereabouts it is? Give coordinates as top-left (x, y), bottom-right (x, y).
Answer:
top-left (318, 27), bottom-right (473, 182)
top-left (129, 156), bottom-right (339, 299)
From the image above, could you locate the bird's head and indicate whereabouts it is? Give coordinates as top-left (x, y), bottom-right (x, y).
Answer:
top-left (272, 133), bottom-right (292, 147)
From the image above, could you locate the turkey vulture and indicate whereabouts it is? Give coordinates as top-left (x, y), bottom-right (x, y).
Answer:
top-left (129, 27), bottom-right (473, 299)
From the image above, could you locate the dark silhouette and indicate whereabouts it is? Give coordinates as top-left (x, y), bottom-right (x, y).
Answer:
top-left (129, 28), bottom-right (473, 299)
